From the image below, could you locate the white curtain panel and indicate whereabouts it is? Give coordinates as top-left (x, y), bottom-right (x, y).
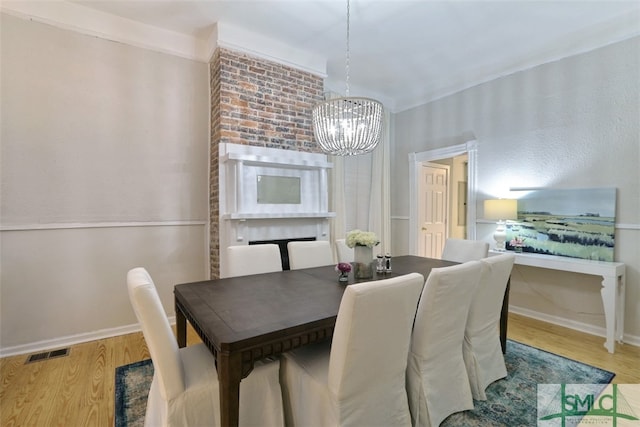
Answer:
top-left (329, 153), bottom-right (346, 261)
top-left (328, 95), bottom-right (391, 259)
top-left (368, 108), bottom-right (391, 256)
top-left (343, 154), bottom-right (372, 232)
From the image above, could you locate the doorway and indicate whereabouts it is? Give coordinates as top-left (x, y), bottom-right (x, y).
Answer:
top-left (418, 162), bottom-right (449, 258)
top-left (408, 140), bottom-right (478, 256)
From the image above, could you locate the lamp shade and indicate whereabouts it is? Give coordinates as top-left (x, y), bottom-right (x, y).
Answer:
top-left (484, 199), bottom-right (517, 221)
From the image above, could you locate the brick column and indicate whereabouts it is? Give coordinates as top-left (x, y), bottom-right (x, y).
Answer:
top-left (209, 48), bottom-right (324, 278)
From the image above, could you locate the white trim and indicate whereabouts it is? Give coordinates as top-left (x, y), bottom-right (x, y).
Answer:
top-left (222, 152), bottom-right (333, 169)
top-left (477, 219), bottom-right (499, 224)
top-left (213, 22), bottom-right (327, 77)
top-left (0, 317), bottom-right (170, 358)
top-left (408, 140), bottom-right (478, 255)
top-left (392, 12), bottom-right (640, 113)
top-left (223, 213), bottom-right (335, 220)
top-left (0, 2), bottom-right (207, 61)
top-left (0, 221), bottom-right (207, 232)
top-left (4, 308), bottom-right (636, 358)
top-left (0, 4), bottom-right (328, 76)
top-left (218, 143), bottom-right (333, 277)
top-left (616, 223), bottom-right (640, 230)
top-left (509, 306), bottom-right (640, 349)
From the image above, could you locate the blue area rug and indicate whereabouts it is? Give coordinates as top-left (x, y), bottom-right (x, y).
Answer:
top-left (114, 340), bottom-right (614, 427)
top-left (441, 340), bottom-right (614, 426)
top-left (115, 359), bottom-right (154, 427)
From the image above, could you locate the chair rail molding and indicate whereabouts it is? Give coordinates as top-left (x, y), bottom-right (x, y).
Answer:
top-left (0, 220), bottom-right (206, 232)
top-left (408, 140), bottom-right (478, 255)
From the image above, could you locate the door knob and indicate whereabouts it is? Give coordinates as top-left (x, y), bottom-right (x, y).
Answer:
top-left (421, 227), bottom-right (427, 231)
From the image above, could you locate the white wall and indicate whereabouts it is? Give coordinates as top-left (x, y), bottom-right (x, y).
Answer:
top-left (0, 14), bottom-right (210, 354)
top-left (391, 37), bottom-right (640, 341)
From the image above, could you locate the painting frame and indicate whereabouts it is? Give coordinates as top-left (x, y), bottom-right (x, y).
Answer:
top-left (506, 187), bottom-right (616, 261)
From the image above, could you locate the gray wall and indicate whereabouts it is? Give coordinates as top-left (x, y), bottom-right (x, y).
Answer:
top-left (391, 37), bottom-right (640, 340)
top-left (0, 14), bottom-right (210, 353)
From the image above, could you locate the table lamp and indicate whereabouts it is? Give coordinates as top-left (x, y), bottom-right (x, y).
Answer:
top-left (484, 199), bottom-right (517, 251)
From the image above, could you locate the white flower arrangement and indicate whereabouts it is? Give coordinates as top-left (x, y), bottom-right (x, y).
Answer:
top-left (346, 229), bottom-right (380, 248)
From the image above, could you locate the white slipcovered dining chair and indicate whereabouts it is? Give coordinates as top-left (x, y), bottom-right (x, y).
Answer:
top-left (225, 244), bottom-right (282, 277)
top-left (463, 253), bottom-right (515, 400)
top-left (287, 240), bottom-right (334, 270)
top-left (406, 261), bottom-right (483, 427)
top-left (281, 273), bottom-right (425, 427)
top-left (335, 239), bottom-right (354, 263)
top-left (126, 267), bottom-right (284, 427)
top-left (440, 238), bottom-right (489, 263)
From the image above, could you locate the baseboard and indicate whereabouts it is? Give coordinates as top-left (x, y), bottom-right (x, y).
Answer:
top-left (509, 306), bottom-right (640, 348)
top-left (3, 310), bottom-right (638, 357)
top-left (0, 316), bottom-right (176, 358)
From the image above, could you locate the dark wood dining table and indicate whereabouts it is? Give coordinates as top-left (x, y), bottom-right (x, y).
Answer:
top-left (174, 255), bottom-right (510, 427)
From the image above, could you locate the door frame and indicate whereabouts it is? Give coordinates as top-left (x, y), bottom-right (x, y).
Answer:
top-left (408, 140), bottom-right (478, 255)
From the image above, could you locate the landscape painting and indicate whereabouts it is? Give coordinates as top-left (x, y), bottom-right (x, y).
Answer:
top-left (506, 188), bottom-right (616, 261)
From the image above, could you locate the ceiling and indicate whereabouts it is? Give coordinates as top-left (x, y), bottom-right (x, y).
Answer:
top-left (16, 1), bottom-right (640, 111)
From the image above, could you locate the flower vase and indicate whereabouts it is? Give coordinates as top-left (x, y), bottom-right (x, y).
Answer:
top-left (353, 245), bottom-right (373, 279)
top-left (514, 246), bottom-right (523, 253)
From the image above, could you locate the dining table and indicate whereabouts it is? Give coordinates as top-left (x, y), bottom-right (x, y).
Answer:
top-left (174, 255), bottom-right (510, 427)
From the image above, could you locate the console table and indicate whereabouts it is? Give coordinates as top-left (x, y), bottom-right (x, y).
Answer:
top-left (490, 250), bottom-right (625, 353)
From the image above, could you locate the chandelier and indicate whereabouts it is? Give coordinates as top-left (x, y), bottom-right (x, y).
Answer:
top-left (312, 0), bottom-right (383, 156)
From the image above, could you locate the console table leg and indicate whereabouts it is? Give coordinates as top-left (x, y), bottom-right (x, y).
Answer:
top-left (616, 272), bottom-right (626, 343)
top-left (600, 275), bottom-right (618, 354)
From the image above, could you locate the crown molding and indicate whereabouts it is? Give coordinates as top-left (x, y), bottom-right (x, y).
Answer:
top-left (394, 11), bottom-right (640, 113)
top-left (1, 1), bottom-right (327, 76)
top-left (210, 22), bottom-right (326, 77)
top-left (0, 1), bottom-right (208, 61)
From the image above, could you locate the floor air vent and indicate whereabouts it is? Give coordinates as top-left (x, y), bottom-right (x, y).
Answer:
top-left (25, 348), bottom-right (70, 364)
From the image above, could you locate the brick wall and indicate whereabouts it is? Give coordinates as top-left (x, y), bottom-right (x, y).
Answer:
top-left (209, 48), bottom-right (324, 278)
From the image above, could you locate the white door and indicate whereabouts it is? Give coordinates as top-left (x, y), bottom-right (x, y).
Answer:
top-left (418, 163), bottom-right (449, 258)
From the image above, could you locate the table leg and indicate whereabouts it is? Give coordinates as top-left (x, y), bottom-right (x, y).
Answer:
top-left (218, 351), bottom-right (242, 427)
top-left (175, 304), bottom-right (187, 348)
top-left (500, 277), bottom-right (511, 354)
top-left (600, 274), bottom-right (621, 354)
top-left (617, 272), bottom-right (626, 343)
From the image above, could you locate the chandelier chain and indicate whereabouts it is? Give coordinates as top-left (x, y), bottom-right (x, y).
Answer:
top-left (346, 0), bottom-right (350, 96)
top-left (311, 0), bottom-right (383, 156)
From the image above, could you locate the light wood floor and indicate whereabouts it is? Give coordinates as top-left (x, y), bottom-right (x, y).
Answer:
top-left (1, 313), bottom-right (638, 426)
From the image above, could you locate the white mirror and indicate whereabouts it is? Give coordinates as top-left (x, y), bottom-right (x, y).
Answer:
top-left (257, 175), bottom-right (301, 204)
